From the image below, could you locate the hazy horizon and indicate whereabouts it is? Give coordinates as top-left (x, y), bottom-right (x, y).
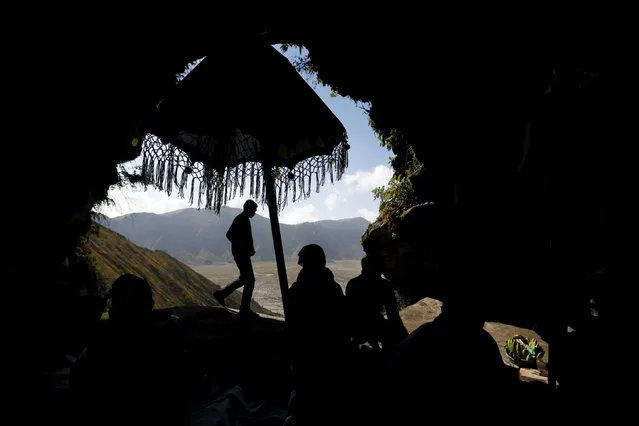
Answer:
top-left (100, 206), bottom-right (373, 225)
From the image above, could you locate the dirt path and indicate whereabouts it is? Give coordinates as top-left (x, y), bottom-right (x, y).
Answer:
top-left (192, 260), bottom-right (360, 315)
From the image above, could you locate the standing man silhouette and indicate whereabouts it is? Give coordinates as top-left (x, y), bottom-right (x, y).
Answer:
top-left (214, 199), bottom-right (258, 317)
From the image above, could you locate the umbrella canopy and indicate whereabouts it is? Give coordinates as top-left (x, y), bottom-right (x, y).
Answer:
top-left (141, 41), bottom-right (348, 212)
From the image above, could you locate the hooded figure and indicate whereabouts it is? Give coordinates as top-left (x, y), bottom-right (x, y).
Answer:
top-left (286, 244), bottom-right (350, 425)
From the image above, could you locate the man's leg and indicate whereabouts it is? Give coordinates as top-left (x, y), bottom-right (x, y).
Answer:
top-left (214, 279), bottom-right (242, 306)
top-left (235, 255), bottom-right (255, 313)
top-left (213, 256), bottom-right (255, 312)
top-left (213, 255), bottom-right (252, 306)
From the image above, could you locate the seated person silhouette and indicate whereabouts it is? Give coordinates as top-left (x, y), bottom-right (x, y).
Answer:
top-left (389, 205), bottom-right (512, 423)
top-left (109, 273), bottom-right (155, 323)
top-left (286, 244), bottom-right (350, 425)
top-left (71, 274), bottom-right (183, 425)
top-left (346, 256), bottom-right (407, 352)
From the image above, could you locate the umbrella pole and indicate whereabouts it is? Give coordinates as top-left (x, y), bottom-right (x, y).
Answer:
top-left (263, 165), bottom-right (289, 318)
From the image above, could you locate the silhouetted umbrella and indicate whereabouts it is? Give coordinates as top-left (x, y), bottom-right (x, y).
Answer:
top-left (140, 41), bottom-right (348, 315)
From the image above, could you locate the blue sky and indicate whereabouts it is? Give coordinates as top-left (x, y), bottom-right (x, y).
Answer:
top-left (98, 49), bottom-right (392, 224)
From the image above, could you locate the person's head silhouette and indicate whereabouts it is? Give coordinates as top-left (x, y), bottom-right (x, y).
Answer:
top-left (361, 255), bottom-right (382, 277)
top-left (243, 199), bottom-right (258, 218)
top-left (109, 274), bottom-right (154, 322)
top-left (297, 244), bottom-right (326, 272)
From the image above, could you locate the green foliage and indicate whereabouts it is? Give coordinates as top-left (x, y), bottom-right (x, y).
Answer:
top-left (279, 44), bottom-right (322, 88)
top-left (372, 176), bottom-right (414, 222)
top-left (394, 289), bottom-right (410, 311)
top-left (505, 335), bottom-right (546, 368)
top-left (72, 224), bottom-right (109, 294)
top-left (372, 146), bottom-right (422, 222)
top-left (376, 127), bottom-right (404, 152)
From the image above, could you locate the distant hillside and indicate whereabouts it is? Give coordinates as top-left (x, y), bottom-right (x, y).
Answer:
top-left (100, 208), bottom-right (369, 265)
top-left (87, 224), bottom-right (272, 315)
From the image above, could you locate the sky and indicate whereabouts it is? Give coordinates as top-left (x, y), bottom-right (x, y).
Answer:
top-left (98, 49), bottom-right (392, 224)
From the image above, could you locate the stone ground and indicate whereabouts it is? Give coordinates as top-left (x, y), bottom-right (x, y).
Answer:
top-left (399, 298), bottom-right (548, 366)
top-left (192, 261), bottom-right (548, 366)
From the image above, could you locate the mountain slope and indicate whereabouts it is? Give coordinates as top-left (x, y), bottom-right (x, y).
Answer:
top-left (101, 208), bottom-right (369, 265)
top-left (87, 224), bottom-right (272, 315)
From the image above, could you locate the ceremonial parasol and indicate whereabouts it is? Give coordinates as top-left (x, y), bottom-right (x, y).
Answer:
top-left (140, 41), bottom-right (348, 315)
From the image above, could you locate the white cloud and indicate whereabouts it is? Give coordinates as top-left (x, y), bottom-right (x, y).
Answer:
top-left (98, 163), bottom-right (392, 224)
top-left (357, 207), bottom-right (379, 222)
top-left (225, 197), bottom-right (246, 209)
top-left (225, 195), bottom-right (270, 218)
top-left (279, 203), bottom-right (319, 224)
top-left (97, 185), bottom-right (191, 218)
top-left (324, 193), bottom-right (338, 211)
top-left (343, 165), bottom-right (393, 193)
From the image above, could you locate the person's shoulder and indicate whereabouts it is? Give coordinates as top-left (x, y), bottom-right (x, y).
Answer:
top-left (397, 316), bottom-right (443, 349)
top-left (346, 274), bottom-right (364, 287)
top-left (393, 320), bottom-right (437, 370)
top-left (478, 328), bottom-right (501, 351)
top-left (286, 281), bottom-right (307, 310)
top-left (409, 317), bottom-right (439, 338)
top-left (345, 275), bottom-right (362, 295)
top-left (288, 281), bottom-right (303, 297)
top-left (323, 267), bottom-right (335, 279)
top-left (328, 281), bottom-right (345, 300)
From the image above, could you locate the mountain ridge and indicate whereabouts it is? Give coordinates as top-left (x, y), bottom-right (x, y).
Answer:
top-left (100, 207), bottom-right (369, 265)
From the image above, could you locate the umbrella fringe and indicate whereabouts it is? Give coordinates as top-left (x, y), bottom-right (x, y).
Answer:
top-left (240, 163), bottom-right (247, 195)
top-left (328, 159), bottom-right (334, 184)
top-left (142, 151), bottom-right (154, 185)
top-left (249, 163), bottom-right (255, 198)
top-left (255, 171), bottom-right (262, 202)
top-left (141, 134), bottom-right (348, 214)
top-left (141, 150), bottom-right (148, 182)
top-left (292, 174), bottom-right (297, 201)
top-left (156, 160), bottom-right (165, 190)
top-left (298, 174), bottom-right (304, 201)
top-left (189, 176), bottom-right (195, 204)
top-left (178, 168), bottom-right (188, 198)
top-left (166, 147), bottom-right (174, 196)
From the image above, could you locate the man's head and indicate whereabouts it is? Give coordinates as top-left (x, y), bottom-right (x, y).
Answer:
top-left (110, 274), bottom-right (154, 322)
top-left (361, 255), bottom-right (382, 277)
top-left (297, 244), bottom-right (326, 272)
top-left (243, 199), bottom-right (258, 218)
